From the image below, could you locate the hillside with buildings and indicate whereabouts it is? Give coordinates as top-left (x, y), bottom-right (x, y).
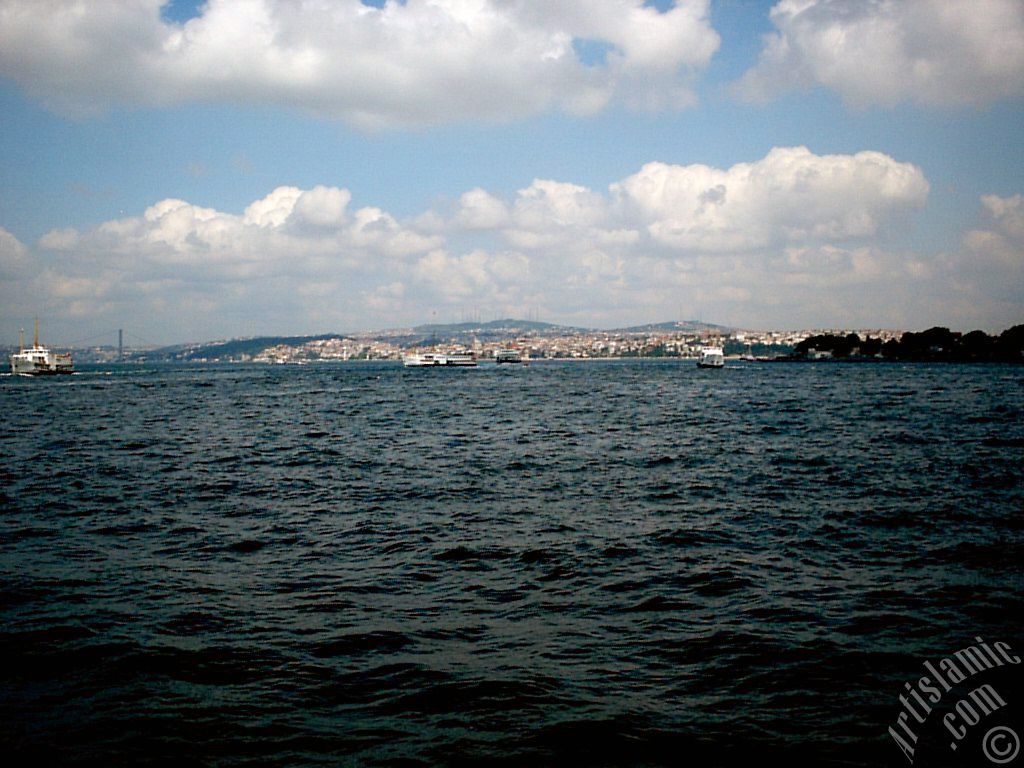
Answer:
top-left (105, 319), bottom-right (804, 363)
top-left (15, 320), bottom-right (1022, 366)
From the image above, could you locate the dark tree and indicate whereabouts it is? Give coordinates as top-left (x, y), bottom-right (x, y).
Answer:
top-left (860, 336), bottom-right (883, 356)
top-left (957, 330), bottom-right (992, 361)
top-left (882, 338), bottom-right (902, 358)
top-left (994, 324), bottom-right (1024, 362)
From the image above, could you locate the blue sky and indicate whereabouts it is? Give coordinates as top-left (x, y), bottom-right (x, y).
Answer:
top-left (0, 0), bottom-right (1022, 345)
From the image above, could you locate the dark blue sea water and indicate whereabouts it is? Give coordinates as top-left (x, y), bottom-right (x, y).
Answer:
top-left (1, 361), bottom-right (1022, 767)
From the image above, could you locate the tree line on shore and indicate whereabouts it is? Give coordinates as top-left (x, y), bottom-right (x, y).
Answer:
top-left (792, 325), bottom-right (1024, 362)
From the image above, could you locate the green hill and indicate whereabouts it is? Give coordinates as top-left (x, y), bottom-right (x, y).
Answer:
top-left (138, 333), bottom-right (345, 361)
top-left (412, 318), bottom-right (589, 335)
top-left (612, 320), bottom-right (734, 334)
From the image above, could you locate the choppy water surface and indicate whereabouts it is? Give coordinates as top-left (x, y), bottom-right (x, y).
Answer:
top-left (1, 361), bottom-right (1022, 767)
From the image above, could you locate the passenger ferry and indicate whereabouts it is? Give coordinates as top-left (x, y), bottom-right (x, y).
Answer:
top-left (9, 320), bottom-right (74, 376)
top-left (403, 351), bottom-right (477, 367)
top-left (697, 345), bottom-right (725, 368)
top-left (494, 348), bottom-right (524, 364)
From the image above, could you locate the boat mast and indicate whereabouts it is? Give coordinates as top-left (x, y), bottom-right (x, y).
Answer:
top-left (19, 327), bottom-right (24, 352)
top-left (34, 316), bottom-right (39, 348)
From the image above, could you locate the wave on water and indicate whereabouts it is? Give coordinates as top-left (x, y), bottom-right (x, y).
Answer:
top-left (1, 361), bottom-right (1022, 766)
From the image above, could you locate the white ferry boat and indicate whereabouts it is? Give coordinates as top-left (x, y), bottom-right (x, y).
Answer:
top-left (9, 320), bottom-right (74, 376)
top-left (444, 351), bottom-right (478, 366)
top-left (403, 352), bottom-right (444, 367)
top-left (697, 345), bottom-right (725, 368)
top-left (403, 351), bottom-right (477, 367)
top-left (494, 348), bottom-right (524, 364)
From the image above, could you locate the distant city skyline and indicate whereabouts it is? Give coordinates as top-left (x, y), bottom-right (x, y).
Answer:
top-left (15, 316), bottom-right (1021, 359)
top-left (1, 0), bottom-right (1022, 345)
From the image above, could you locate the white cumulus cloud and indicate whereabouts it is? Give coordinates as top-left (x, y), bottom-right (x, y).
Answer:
top-left (963, 194), bottom-right (1024, 278)
top-left (6, 152), bottom-right (1021, 340)
top-left (451, 146), bottom-right (928, 255)
top-left (435, 146), bottom-right (935, 328)
top-left (0, 226), bottom-right (31, 277)
top-left (0, 0), bottom-right (720, 127)
top-left (737, 0), bottom-right (1024, 107)
top-left (2, 184), bottom-right (442, 337)
top-left (612, 146), bottom-right (929, 250)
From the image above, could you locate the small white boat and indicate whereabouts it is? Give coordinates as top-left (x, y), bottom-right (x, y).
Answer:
top-left (697, 346), bottom-right (725, 368)
top-left (9, 320), bottom-right (74, 376)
